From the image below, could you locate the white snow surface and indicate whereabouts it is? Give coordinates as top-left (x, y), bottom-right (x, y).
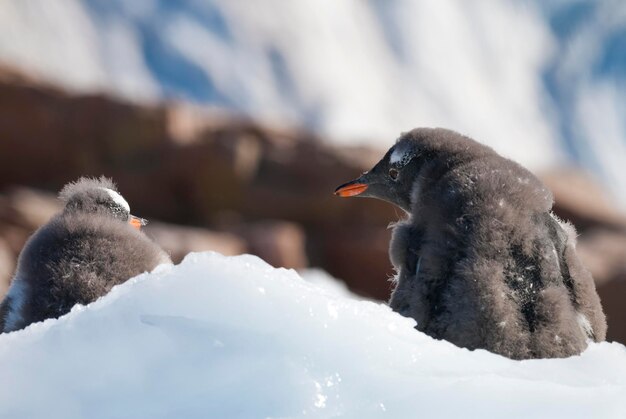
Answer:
top-left (299, 268), bottom-right (356, 299)
top-left (0, 252), bottom-right (624, 418)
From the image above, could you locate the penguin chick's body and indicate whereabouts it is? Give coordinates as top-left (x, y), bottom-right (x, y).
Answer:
top-left (335, 128), bottom-right (606, 359)
top-left (0, 177), bottom-right (171, 333)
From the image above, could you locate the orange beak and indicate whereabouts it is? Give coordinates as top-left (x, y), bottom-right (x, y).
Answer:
top-left (334, 182), bottom-right (368, 197)
top-left (129, 215), bottom-right (148, 230)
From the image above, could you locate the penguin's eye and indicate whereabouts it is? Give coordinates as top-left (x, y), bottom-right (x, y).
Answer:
top-left (389, 168), bottom-right (399, 181)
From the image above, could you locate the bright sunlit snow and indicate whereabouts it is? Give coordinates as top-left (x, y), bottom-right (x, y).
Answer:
top-left (0, 252), bottom-right (624, 418)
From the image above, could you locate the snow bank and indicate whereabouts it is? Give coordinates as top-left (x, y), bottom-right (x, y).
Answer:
top-left (299, 268), bottom-right (356, 298)
top-left (0, 252), bottom-right (624, 418)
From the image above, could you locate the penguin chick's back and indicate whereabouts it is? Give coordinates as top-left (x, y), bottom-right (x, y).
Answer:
top-left (336, 128), bottom-right (607, 359)
top-left (10, 212), bottom-right (169, 325)
top-left (387, 130), bottom-right (606, 359)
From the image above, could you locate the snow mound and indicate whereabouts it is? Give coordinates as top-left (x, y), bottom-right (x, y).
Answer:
top-left (0, 252), bottom-right (625, 418)
top-left (299, 268), bottom-right (356, 298)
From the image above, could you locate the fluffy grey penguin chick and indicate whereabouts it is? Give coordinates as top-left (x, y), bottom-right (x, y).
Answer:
top-left (0, 177), bottom-right (171, 333)
top-left (335, 128), bottom-right (606, 359)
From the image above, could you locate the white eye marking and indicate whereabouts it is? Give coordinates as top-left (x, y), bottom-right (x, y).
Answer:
top-left (389, 143), bottom-right (414, 167)
top-left (390, 147), bottom-right (404, 164)
top-left (99, 187), bottom-right (130, 213)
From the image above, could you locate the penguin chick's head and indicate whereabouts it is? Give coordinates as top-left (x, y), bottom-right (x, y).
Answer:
top-left (334, 128), bottom-right (496, 212)
top-left (59, 177), bottom-right (148, 230)
top-left (334, 132), bottom-right (424, 212)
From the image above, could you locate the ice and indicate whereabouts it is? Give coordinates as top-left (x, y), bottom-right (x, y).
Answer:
top-left (0, 251), bottom-right (624, 418)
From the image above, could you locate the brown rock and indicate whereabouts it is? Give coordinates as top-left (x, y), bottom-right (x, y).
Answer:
top-left (0, 223), bottom-right (30, 258)
top-left (229, 221), bottom-right (308, 270)
top-left (577, 230), bottom-right (626, 287)
top-left (140, 222), bottom-right (247, 264)
top-left (596, 276), bottom-right (626, 344)
top-left (315, 226), bottom-right (394, 300)
top-left (0, 188), bottom-right (60, 258)
top-left (541, 169), bottom-right (626, 231)
top-left (0, 67), bottom-right (394, 228)
top-left (0, 238), bottom-right (15, 299)
top-left (0, 73), bottom-right (169, 193)
top-left (0, 187), bottom-right (60, 229)
top-left (576, 230), bottom-right (626, 343)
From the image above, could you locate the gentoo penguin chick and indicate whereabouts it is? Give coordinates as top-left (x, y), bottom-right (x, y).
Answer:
top-left (0, 177), bottom-right (171, 333)
top-left (335, 128), bottom-right (606, 359)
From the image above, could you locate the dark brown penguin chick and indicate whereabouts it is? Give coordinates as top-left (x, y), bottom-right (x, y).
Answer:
top-left (335, 128), bottom-right (606, 359)
top-left (0, 177), bottom-right (171, 333)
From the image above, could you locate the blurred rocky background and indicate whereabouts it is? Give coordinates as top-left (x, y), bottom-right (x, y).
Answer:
top-left (0, 1), bottom-right (625, 343)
